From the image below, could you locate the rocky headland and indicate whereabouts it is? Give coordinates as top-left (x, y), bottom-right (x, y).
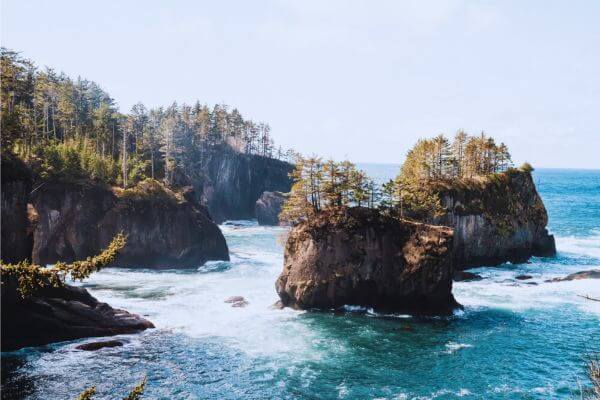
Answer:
top-left (30, 179), bottom-right (229, 268)
top-left (276, 208), bottom-right (459, 315)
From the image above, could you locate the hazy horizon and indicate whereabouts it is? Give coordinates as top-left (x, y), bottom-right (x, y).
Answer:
top-left (2, 0), bottom-right (599, 168)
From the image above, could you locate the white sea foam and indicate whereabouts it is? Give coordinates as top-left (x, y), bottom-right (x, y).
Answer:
top-left (442, 342), bottom-right (473, 354)
top-left (557, 231), bottom-right (600, 259)
top-left (78, 224), bottom-right (329, 364)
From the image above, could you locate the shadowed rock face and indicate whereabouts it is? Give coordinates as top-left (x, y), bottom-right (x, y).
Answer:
top-left (198, 148), bottom-right (293, 223)
top-left (31, 181), bottom-right (229, 268)
top-left (1, 277), bottom-right (153, 351)
top-left (255, 191), bottom-right (287, 226)
top-left (1, 153), bottom-right (33, 263)
top-left (432, 170), bottom-right (556, 270)
top-left (276, 208), bottom-right (459, 316)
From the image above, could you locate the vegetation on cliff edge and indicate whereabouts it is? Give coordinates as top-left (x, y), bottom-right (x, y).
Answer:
top-left (1, 233), bottom-right (126, 297)
top-left (281, 132), bottom-right (530, 225)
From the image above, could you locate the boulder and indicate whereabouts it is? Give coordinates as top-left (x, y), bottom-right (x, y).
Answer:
top-left (515, 274), bottom-right (533, 280)
top-left (453, 271), bottom-right (484, 282)
top-left (276, 208), bottom-right (460, 316)
top-left (548, 269), bottom-right (600, 282)
top-left (31, 180), bottom-right (229, 268)
top-left (1, 277), bottom-right (153, 351)
top-left (255, 191), bottom-right (287, 226)
top-left (76, 340), bottom-right (124, 351)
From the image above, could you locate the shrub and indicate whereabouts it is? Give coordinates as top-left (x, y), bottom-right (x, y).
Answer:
top-left (519, 162), bottom-right (534, 173)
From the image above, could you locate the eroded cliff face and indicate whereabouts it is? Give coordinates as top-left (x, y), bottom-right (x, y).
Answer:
top-left (1, 153), bottom-right (33, 263)
top-left (196, 148), bottom-right (293, 223)
top-left (431, 170), bottom-right (555, 269)
top-left (31, 180), bottom-right (229, 268)
top-left (276, 208), bottom-right (459, 315)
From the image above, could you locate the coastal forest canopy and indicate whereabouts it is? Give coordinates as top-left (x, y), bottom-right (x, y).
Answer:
top-left (0, 48), bottom-right (296, 187)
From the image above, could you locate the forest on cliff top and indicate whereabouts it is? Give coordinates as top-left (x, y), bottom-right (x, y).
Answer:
top-left (1, 48), bottom-right (296, 189)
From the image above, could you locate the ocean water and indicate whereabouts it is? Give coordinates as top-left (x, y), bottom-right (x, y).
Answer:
top-left (2, 167), bottom-right (599, 400)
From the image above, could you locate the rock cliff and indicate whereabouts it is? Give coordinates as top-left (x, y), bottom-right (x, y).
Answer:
top-left (431, 169), bottom-right (555, 269)
top-left (1, 276), bottom-right (153, 351)
top-left (255, 191), bottom-right (287, 225)
top-left (1, 153), bottom-right (33, 263)
top-left (194, 148), bottom-right (293, 223)
top-left (31, 180), bottom-right (229, 268)
top-left (276, 208), bottom-right (459, 315)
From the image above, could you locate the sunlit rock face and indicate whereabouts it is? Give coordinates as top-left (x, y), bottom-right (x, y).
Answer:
top-left (276, 207), bottom-right (459, 316)
top-left (431, 170), bottom-right (556, 269)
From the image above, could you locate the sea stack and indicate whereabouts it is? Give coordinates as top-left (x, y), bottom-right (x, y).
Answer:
top-left (431, 169), bottom-right (556, 269)
top-left (276, 208), bottom-right (459, 316)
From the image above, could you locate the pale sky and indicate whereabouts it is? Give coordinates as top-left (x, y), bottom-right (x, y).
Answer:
top-left (2, 0), bottom-right (599, 168)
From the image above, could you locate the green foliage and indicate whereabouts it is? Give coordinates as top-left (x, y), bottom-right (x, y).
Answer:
top-left (399, 131), bottom-right (512, 184)
top-left (74, 378), bottom-right (147, 400)
top-left (1, 234), bottom-right (126, 297)
top-left (26, 139), bottom-right (119, 183)
top-left (123, 377), bottom-right (147, 400)
top-left (519, 162), bottom-right (534, 173)
top-left (76, 387), bottom-right (96, 400)
top-left (118, 179), bottom-right (181, 204)
top-left (280, 156), bottom-right (379, 224)
top-left (2, 47), bottom-right (294, 190)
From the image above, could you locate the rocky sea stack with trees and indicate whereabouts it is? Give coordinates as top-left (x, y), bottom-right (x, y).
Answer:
top-left (276, 132), bottom-right (555, 314)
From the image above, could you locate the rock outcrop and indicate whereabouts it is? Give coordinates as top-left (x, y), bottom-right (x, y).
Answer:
top-left (31, 179), bottom-right (229, 268)
top-left (1, 277), bottom-right (153, 351)
top-left (255, 191), bottom-right (287, 225)
top-left (548, 269), bottom-right (600, 282)
top-left (431, 169), bottom-right (556, 269)
top-left (1, 153), bottom-right (33, 263)
top-left (193, 147), bottom-right (293, 223)
top-left (276, 208), bottom-right (459, 315)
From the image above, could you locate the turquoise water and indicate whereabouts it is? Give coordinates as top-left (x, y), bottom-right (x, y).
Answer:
top-left (2, 167), bottom-right (599, 399)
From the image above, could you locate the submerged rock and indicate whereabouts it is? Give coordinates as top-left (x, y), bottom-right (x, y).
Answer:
top-left (431, 169), bottom-right (556, 269)
top-left (515, 274), bottom-right (533, 280)
top-left (255, 191), bottom-right (287, 226)
top-left (31, 180), bottom-right (229, 268)
top-left (76, 340), bottom-right (124, 351)
top-left (225, 296), bottom-right (249, 307)
top-left (276, 208), bottom-right (460, 316)
top-left (548, 269), bottom-right (600, 282)
top-left (1, 278), bottom-right (153, 351)
top-left (453, 271), bottom-right (484, 282)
